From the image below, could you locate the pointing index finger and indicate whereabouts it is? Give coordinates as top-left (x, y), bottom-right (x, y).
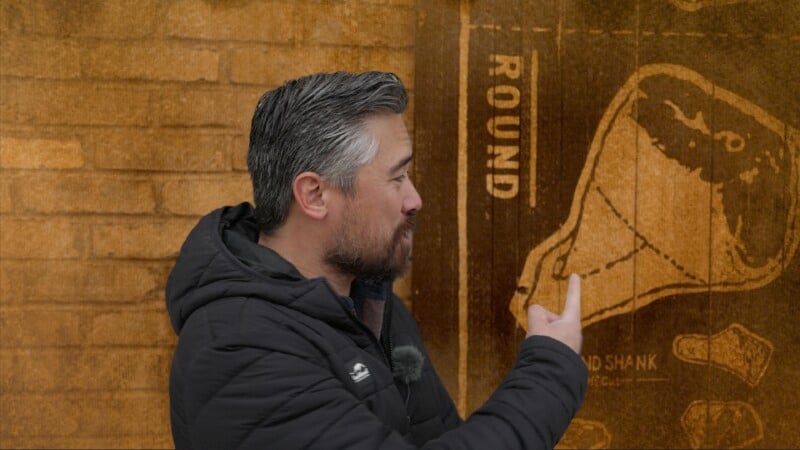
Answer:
top-left (561, 273), bottom-right (581, 320)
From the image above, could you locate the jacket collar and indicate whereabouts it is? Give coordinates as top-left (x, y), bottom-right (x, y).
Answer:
top-left (166, 203), bottom-right (363, 338)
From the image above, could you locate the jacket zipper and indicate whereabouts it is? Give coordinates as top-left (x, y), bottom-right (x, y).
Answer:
top-left (345, 299), bottom-right (394, 373)
top-left (382, 298), bottom-right (394, 374)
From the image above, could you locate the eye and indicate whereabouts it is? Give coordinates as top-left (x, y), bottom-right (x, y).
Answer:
top-left (392, 173), bottom-right (407, 182)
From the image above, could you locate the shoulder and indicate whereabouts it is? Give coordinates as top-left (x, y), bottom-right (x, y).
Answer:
top-left (176, 296), bottom-right (346, 364)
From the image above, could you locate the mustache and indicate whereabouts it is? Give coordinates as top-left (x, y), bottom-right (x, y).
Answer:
top-left (392, 214), bottom-right (417, 245)
top-left (400, 213), bottom-right (417, 234)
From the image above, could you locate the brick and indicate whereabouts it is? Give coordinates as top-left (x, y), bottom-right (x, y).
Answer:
top-left (0, 176), bottom-right (13, 213)
top-left (0, 435), bottom-right (174, 449)
top-left (0, 309), bottom-right (83, 347)
top-left (0, 393), bottom-right (80, 437)
top-left (0, 260), bottom-right (165, 303)
top-left (237, 87), bottom-right (270, 129)
top-left (161, 176), bottom-right (253, 216)
top-left (2, 0), bottom-right (157, 39)
top-left (354, 0), bottom-right (414, 4)
top-left (0, 217), bottom-right (82, 259)
top-left (91, 218), bottom-right (196, 259)
top-left (16, 173), bottom-right (155, 214)
top-left (230, 45), bottom-right (359, 85)
top-left (89, 311), bottom-right (175, 346)
top-left (165, 0), bottom-right (295, 43)
top-left (84, 42), bottom-right (219, 82)
top-left (0, 1), bottom-right (25, 35)
top-left (0, 80), bottom-right (150, 126)
top-left (299, 3), bottom-right (414, 48)
top-left (154, 88), bottom-right (239, 128)
top-left (83, 392), bottom-right (171, 436)
top-left (232, 135), bottom-right (249, 171)
top-left (1, 348), bottom-right (171, 391)
top-left (0, 391), bottom-right (169, 437)
top-left (359, 48), bottom-right (414, 91)
top-left (0, 38), bottom-right (81, 79)
top-left (88, 129), bottom-right (229, 172)
top-left (0, 136), bottom-right (84, 169)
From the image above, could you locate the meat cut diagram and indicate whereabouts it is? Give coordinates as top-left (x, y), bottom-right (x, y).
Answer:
top-left (509, 63), bottom-right (799, 330)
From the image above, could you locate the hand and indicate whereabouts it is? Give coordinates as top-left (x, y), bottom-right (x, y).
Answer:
top-left (525, 273), bottom-right (583, 354)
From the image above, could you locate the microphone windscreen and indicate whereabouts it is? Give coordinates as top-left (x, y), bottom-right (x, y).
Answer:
top-left (392, 345), bottom-right (424, 384)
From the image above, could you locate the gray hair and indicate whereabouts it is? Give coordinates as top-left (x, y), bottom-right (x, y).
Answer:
top-left (247, 71), bottom-right (408, 235)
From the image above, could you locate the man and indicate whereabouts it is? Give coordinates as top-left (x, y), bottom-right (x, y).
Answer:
top-left (166, 71), bottom-right (587, 449)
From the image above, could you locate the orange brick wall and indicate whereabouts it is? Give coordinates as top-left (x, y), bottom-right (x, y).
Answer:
top-left (0, 1), bottom-right (415, 448)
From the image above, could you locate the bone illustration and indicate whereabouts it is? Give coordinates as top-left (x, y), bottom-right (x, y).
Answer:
top-left (673, 323), bottom-right (773, 387)
top-left (555, 418), bottom-right (612, 449)
top-left (681, 400), bottom-right (764, 449)
top-left (510, 64), bottom-right (800, 329)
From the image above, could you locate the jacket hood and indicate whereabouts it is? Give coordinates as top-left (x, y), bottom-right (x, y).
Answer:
top-left (165, 202), bottom-right (348, 333)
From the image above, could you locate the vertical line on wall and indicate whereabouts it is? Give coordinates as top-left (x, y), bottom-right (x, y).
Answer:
top-left (457, 0), bottom-right (471, 418)
top-left (782, 123), bottom-right (792, 275)
top-left (706, 82), bottom-right (717, 433)
top-left (705, 8), bottom-right (721, 428)
top-left (529, 49), bottom-right (538, 209)
top-left (556, 0), bottom-right (565, 306)
top-left (632, 0), bottom-right (641, 363)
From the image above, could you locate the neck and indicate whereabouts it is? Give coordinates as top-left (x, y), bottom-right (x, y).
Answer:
top-left (258, 231), bottom-right (353, 296)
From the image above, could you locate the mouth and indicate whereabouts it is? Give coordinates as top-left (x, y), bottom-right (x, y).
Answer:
top-left (395, 217), bottom-right (416, 245)
top-left (401, 217), bottom-right (416, 237)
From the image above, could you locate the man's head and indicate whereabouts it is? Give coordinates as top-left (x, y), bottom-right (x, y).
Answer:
top-left (248, 72), bottom-right (421, 282)
top-left (248, 71), bottom-right (408, 235)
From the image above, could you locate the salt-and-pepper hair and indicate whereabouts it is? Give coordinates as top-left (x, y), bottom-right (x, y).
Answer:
top-left (247, 71), bottom-right (408, 235)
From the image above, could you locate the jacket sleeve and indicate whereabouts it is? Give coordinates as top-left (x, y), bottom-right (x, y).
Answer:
top-left (184, 336), bottom-right (586, 450)
top-left (429, 336), bottom-right (588, 449)
top-left (389, 296), bottom-right (587, 448)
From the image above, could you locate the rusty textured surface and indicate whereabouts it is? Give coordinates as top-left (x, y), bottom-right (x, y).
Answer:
top-left (0, 1), bottom-right (416, 448)
top-left (414, 0), bottom-right (800, 448)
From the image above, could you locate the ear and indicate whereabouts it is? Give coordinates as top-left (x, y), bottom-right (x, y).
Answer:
top-left (292, 171), bottom-right (329, 221)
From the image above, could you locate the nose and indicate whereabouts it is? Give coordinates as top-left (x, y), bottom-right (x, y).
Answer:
top-left (402, 178), bottom-right (423, 215)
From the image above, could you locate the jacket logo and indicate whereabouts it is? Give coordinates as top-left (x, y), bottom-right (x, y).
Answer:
top-left (349, 362), bottom-right (371, 383)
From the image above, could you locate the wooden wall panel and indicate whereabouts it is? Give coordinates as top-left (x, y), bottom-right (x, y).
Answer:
top-left (413, 1), bottom-right (800, 448)
top-left (412, 0), bottom-right (463, 406)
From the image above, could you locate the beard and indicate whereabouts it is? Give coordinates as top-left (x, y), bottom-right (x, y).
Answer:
top-left (324, 213), bottom-right (416, 284)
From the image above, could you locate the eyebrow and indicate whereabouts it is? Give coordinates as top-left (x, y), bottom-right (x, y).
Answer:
top-left (390, 155), bottom-right (413, 174)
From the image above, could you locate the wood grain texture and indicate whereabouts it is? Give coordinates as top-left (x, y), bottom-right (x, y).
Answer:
top-left (413, 0), bottom-right (800, 447)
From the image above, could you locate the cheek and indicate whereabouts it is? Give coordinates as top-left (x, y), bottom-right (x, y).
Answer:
top-left (379, 191), bottom-right (405, 217)
top-left (353, 190), bottom-right (405, 236)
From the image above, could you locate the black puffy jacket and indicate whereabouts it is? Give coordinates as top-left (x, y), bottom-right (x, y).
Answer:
top-left (166, 203), bottom-right (587, 449)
